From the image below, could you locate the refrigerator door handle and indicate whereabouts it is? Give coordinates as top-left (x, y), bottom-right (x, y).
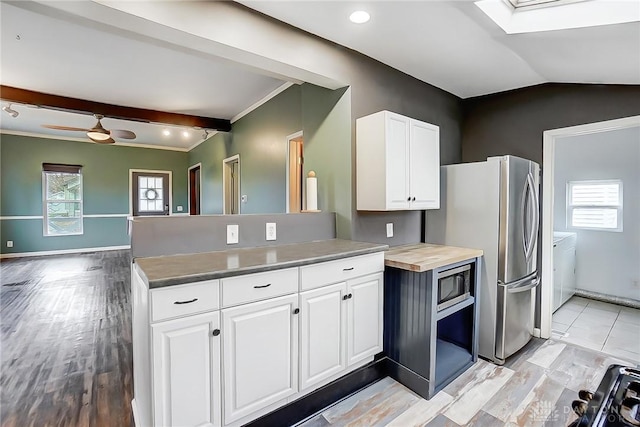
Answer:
top-left (521, 178), bottom-right (530, 258)
top-left (528, 172), bottom-right (540, 261)
top-left (507, 276), bottom-right (540, 293)
top-left (524, 173), bottom-right (538, 261)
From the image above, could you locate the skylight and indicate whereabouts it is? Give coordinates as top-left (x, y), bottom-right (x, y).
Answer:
top-left (475, 0), bottom-right (640, 34)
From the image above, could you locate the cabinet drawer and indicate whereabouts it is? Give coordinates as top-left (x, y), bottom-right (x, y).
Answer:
top-left (300, 252), bottom-right (384, 291)
top-left (221, 268), bottom-right (298, 307)
top-left (150, 280), bottom-right (220, 322)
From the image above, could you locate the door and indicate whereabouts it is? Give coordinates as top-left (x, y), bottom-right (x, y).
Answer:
top-left (189, 165), bottom-right (201, 215)
top-left (223, 156), bottom-right (240, 215)
top-left (495, 274), bottom-right (539, 361)
top-left (498, 156), bottom-right (540, 284)
top-left (300, 282), bottom-right (347, 391)
top-left (347, 273), bottom-right (383, 365)
top-left (151, 312), bottom-right (221, 427)
top-left (385, 113), bottom-right (411, 209)
top-left (409, 119), bottom-right (440, 209)
top-left (288, 136), bottom-right (304, 213)
top-left (132, 171), bottom-right (170, 216)
top-left (222, 294), bottom-right (298, 424)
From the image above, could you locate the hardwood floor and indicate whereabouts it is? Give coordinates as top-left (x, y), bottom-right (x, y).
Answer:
top-left (3, 251), bottom-right (637, 427)
top-left (0, 250), bottom-right (133, 427)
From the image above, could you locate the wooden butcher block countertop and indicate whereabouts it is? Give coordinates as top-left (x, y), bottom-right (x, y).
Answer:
top-left (384, 243), bottom-right (483, 272)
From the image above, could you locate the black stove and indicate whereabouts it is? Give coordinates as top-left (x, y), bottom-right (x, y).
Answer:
top-left (570, 365), bottom-right (640, 426)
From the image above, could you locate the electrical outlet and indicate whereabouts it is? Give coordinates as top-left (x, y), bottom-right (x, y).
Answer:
top-left (241, 195), bottom-right (248, 203)
top-left (226, 224), bottom-right (239, 244)
top-left (266, 223), bottom-right (277, 241)
top-left (6, 240), bottom-right (13, 248)
top-left (177, 205), bottom-right (183, 212)
top-left (386, 223), bottom-right (394, 238)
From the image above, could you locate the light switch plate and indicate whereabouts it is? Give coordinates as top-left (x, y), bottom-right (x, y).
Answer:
top-left (6, 240), bottom-right (13, 248)
top-left (266, 223), bottom-right (277, 241)
top-left (227, 224), bottom-right (239, 244)
top-left (386, 223), bottom-right (394, 238)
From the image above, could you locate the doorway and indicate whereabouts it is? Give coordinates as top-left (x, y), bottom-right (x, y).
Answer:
top-left (286, 131), bottom-right (304, 213)
top-left (223, 155), bottom-right (240, 215)
top-left (540, 115), bottom-right (640, 339)
top-left (189, 163), bottom-right (201, 215)
top-left (130, 170), bottom-right (171, 216)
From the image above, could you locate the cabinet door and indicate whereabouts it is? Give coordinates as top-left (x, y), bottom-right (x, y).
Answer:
top-left (409, 119), bottom-right (440, 209)
top-left (560, 245), bottom-right (576, 306)
top-left (152, 312), bottom-right (221, 427)
top-left (347, 273), bottom-right (384, 365)
top-left (385, 112), bottom-right (411, 209)
top-left (222, 294), bottom-right (298, 424)
top-left (552, 245), bottom-right (562, 312)
top-left (300, 282), bottom-right (347, 391)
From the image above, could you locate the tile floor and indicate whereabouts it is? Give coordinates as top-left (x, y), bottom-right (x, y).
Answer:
top-left (551, 296), bottom-right (640, 363)
top-left (297, 338), bottom-right (638, 427)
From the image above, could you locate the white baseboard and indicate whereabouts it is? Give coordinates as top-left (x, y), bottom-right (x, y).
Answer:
top-left (0, 245), bottom-right (131, 259)
top-left (533, 327), bottom-right (542, 338)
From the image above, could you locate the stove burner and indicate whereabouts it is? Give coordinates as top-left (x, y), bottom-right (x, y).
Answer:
top-left (620, 397), bottom-right (640, 426)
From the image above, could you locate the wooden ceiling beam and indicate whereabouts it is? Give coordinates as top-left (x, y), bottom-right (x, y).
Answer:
top-left (0, 85), bottom-right (232, 132)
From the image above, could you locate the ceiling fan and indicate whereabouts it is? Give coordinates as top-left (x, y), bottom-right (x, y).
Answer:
top-left (42, 114), bottom-right (136, 144)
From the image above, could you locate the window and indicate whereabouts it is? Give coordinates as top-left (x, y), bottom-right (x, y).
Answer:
top-left (43, 163), bottom-right (83, 236)
top-left (567, 180), bottom-right (622, 231)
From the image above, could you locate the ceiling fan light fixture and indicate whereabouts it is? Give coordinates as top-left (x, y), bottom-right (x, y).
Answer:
top-left (87, 130), bottom-right (111, 141)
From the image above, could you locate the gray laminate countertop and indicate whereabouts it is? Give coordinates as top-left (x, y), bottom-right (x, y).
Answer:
top-left (134, 239), bottom-right (388, 288)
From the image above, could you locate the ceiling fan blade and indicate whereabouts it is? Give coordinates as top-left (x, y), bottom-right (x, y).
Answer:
top-left (42, 124), bottom-right (90, 132)
top-left (110, 129), bottom-right (136, 139)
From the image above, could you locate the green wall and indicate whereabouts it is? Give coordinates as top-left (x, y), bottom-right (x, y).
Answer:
top-left (188, 131), bottom-right (231, 215)
top-left (302, 85), bottom-right (352, 239)
top-left (0, 134), bottom-right (188, 254)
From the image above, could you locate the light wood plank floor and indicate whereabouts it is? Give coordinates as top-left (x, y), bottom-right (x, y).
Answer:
top-left (297, 338), bottom-right (639, 427)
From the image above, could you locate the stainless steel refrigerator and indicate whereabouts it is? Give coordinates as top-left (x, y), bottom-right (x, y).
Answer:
top-left (426, 155), bottom-right (540, 364)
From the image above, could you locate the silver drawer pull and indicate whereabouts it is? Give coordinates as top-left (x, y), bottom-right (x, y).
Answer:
top-left (253, 283), bottom-right (272, 289)
top-left (174, 298), bottom-right (198, 305)
top-left (343, 267), bottom-right (354, 271)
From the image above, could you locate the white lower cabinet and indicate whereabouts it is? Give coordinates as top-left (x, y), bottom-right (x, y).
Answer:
top-left (222, 294), bottom-right (299, 425)
top-left (133, 252), bottom-right (384, 427)
top-left (347, 273), bottom-right (384, 365)
top-left (151, 312), bottom-right (221, 427)
top-left (299, 282), bottom-right (347, 391)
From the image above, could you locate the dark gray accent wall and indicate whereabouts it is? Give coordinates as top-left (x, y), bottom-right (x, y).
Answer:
top-left (342, 49), bottom-right (464, 245)
top-left (130, 212), bottom-right (336, 258)
top-left (462, 83), bottom-right (640, 164)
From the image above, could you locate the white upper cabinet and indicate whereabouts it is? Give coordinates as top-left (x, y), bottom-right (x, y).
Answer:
top-left (357, 111), bottom-right (440, 211)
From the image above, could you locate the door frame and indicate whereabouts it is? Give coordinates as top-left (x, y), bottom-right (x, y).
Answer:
top-left (129, 168), bottom-right (173, 216)
top-left (222, 155), bottom-right (240, 215)
top-left (188, 162), bottom-right (202, 215)
top-left (285, 131), bottom-right (304, 213)
top-left (539, 115), bottom-right (640, 339)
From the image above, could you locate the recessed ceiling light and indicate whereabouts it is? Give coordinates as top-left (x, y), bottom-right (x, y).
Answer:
top-left (349, 11), bottom-right (370, 24)
top-left (162, 129), bottom-right (171, 136)
top-left (182, 131), bottom-right (190, 138)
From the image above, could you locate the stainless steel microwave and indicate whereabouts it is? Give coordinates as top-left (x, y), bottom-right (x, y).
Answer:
top-left (437, 264), bottom-right (471, 311)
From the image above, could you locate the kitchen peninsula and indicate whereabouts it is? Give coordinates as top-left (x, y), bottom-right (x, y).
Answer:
top-left (131, 236), bottom-right (387, 427)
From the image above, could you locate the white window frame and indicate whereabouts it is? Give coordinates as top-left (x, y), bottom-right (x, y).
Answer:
top-left (566, 179), bottom-right (623, 232)
top-left (42, 170), bottom-right (84, 236)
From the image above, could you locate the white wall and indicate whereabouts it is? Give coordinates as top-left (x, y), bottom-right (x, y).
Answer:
top-left (553, 126), bottom-right (640, 301)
